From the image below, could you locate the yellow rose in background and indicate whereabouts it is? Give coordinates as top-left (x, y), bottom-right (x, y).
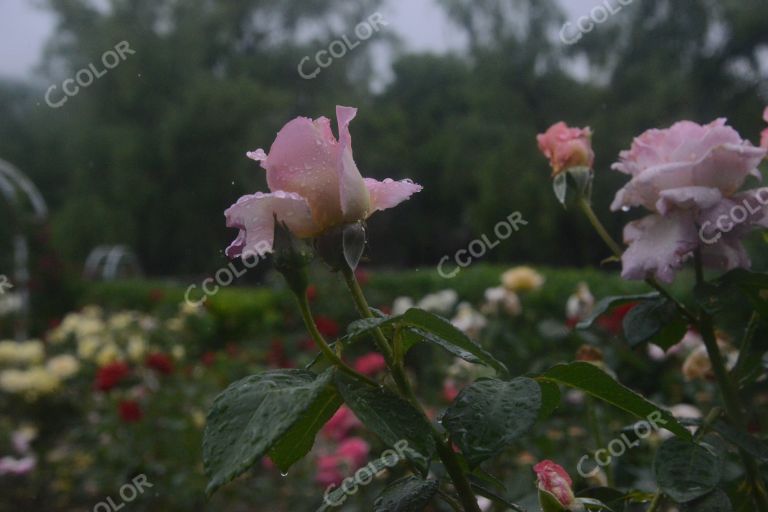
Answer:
top-left (501, 266), bottom-right (545, 293)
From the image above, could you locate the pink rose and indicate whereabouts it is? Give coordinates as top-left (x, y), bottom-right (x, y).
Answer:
top-left (353, 352), bottom-right (387, 376)
top-left (225, 106), bottom-right (422, 258)
top-left (537, 122), bottom-right (595, 176)
top-left (336, 437), bottom-right (370, 468)
top-left (533, 460), bottom-right (576, 507)
top-left (322, 406), bottom-right (361, 441)
top-left (314, 437), bottom-right (370, 487)
top-left (762, 107), bottom-right (768, 150)
top-left (315, 454), bottom-right (344, 487)
top-left (611, 119), bottom-right (768, 282)
top-left (0, 455), bottom-right (36, 476)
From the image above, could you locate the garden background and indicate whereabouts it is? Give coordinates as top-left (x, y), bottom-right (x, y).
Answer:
top-left (0, 0), bottom-right (767, 511)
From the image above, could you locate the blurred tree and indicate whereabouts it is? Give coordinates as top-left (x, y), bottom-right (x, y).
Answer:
top-left (0, 0), bottom-right (766, 274)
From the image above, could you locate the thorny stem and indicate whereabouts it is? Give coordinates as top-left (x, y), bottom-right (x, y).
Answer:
top-left (694, 251), bottom-right (768, 512)
top-left (646, 491), bottom-right (664, 512)
top-left (341, 267), bottom-right (482, 512)
top-left (578, 194), bottom-right (768, 510)
top-left (732, 311), bottom-right (759, 378)
top-left (295, 292), bottom-right (377, 387)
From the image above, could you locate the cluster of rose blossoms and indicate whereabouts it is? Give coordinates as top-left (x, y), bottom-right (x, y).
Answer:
top-left (94, 352), bottom-right (175, 423)
top-left (538, 108), bottom-right (768, 283)
top-left (222, 104), bottom-right (768, 510)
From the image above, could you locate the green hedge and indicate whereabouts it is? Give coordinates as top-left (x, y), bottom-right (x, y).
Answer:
top-left (76, 264), bottom-right (693, 341)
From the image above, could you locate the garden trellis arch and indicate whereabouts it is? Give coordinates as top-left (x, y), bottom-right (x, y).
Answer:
top-left (0, 158), bottom-right (48, 340)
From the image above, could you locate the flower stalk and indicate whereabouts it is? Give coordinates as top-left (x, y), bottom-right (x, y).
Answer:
top-left (341, 266), bottom-right (482, 512)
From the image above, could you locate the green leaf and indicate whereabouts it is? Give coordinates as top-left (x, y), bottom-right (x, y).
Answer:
top-left (622, 298), bottom-right (687, 349)
top-left (577, 497), bottom-right (617, 511)
top-left (712, 420), bottom-right (768, 462)
top-left (334, 374), bottom-right (435, 473)
top-left (441, 377), bottom-right (541, 466)
top-left (268, 376), bottom-right (342, 472)
top-left (203, 369), bottom-right (336, 496)
top-left (399, 308), bottom-right (508, 374)
top-left (373, 477), bottom-right (438, 512)
top-left (342, 309), bottom-right (507, 374)
top-left (577, 488), bottom-right (626, 512)
top-left (537, 380), bottom-right (561, 421)
top-left (538, 362), bottom-right (691, 439)
top-left (695, 269), bottom-right (768, 317)
top-left (681, 489), bottom-right (732, 511)
top-left (654, 438), bottom-right (722, 503)
top-left (577, 293), bottom-right (659, 329)
top-left (469, 481), bottom-right (525, 512)
top-left (539, 488), bottom-right (568, 512)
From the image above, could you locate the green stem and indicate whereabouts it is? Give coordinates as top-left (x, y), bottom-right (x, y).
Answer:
top-left (341, 267), bottom-right (395, 363)
top-left (577, 196), bottom-right (624, 257)
top-left (576, 197), bottom-right (696, 323)
top-left (586, 398), bottom-right (614, 487)
top-left (341, 267), bottom-right (481, 512)
top-left (646, 491), bottom-right (663, 512)
top-left (693, 251), bottom-right (768, 512)
top-left (295, 292), bottom-right (378, 387)
top-left (732, 311), bottom-right (759, 378)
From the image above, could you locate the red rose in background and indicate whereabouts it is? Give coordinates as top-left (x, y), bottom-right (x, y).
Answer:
top-left (146, 353), bottom-right (174, 375)
top-left (306, 284), bottom-right (317, 302)
top-left (597, 302), bottom-right (637, 336)
top-left (148, 288), bottom-right (165, 303)
top-left (118, 400), bottom-right (143, 423)
top-left (201, 351), bottom-right (216, 367)
top-left (314, 316), bottom-right (340, 339)
top-left (95, 362), bottom-right (131, 392)
top-left (354, 268), bottom-right (370, 286)
top-left (266, 339), bottom-right (294, 368)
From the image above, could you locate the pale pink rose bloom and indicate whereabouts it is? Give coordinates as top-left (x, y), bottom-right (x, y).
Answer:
top-left (226, 106), bottom-right (422, 258)
top-left (611, 119), bottom-right (768, 282)
top-left (533, 460), bottom-right (576, 507)
top-left (537, 122), bottom-right (595, 176)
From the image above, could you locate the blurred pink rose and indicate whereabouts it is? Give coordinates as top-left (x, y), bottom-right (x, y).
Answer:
top-left (322, 406), bottom-right (361, 441)
top-left (762, 107), bottom-right (768, 150)
top-left (0, 455), bottom-right (36, 476)
top-left (611, 119), bottom-right (768, 282)
top-left (353, 352), bottom-right (387, 376)
top-left (225, 106), bottom-right (422, 258)
top-left (315, 454), bottom-right (344, 487)
top-left (537, 122), bottom-right (595, 176)
top-left (314, 437), bottom-right (370, 487)
top-left (533, 460), bottom-right (576, 507)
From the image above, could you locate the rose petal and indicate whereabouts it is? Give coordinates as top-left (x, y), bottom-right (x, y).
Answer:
top-left (224, 191), bottom-right (317, 258)
top-left (621, 212), bottom-right (698, 283)
top-left (699, 237), bottom-right (751, 271)
top-left (363, 178), bottom-right (423, 214)
top-left (655, 186), bottom-right (722, 215)
top-left (336, 106), bottom-right (371, 220)
top-left (612, 143), bottom-right (766, 211)
top-left (259, 115), bottom-right (345, 228)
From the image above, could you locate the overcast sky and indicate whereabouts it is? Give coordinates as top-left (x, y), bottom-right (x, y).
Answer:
top-left (0, 0), bottom-right (604, 80)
